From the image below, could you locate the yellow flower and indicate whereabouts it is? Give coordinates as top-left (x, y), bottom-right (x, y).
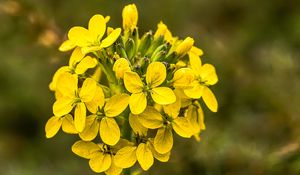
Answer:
top-left (154, 21), bottom-right (174, 43)
top-left (123, 62), bottom-right (176, 114)
top-left (114, 132), bottom-right (170, 171)
top-left (79, 93), bottom-right (129, 146)
top-left (113, 58), bottom-right (131, 79)
top-left (52, 72), bottom-right (97, 132)
top-left (122, 4), bottom-right (138, 31)
top-left (72, 140), bottom-right (124, 174)
top-left (184, 53), bottom-right (219, 112)
top-left (67, 15), bottom-right (121, 54)
top-left (137, 104), bottom-right (193, 154)
top-left (175, 37), bottom-right (194, 57)
top-left (186, 101), bottom-right (205, 142)
top-left (49, 47), bottom-right (97, 91)
top-left (172, 67), bottom-right (195, 88)
top-left (45, 114), bottom-right (77, 138)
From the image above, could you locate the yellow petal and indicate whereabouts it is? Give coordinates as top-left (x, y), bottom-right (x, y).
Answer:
top-left (91, 66), bottom-right (102, 82)
top-left (146, 62), bottom-right (166, 88)
top-left (114, 146), bottom-right (137, 168)
top-left (88, 14), bottom-right (106, 41)
top-left (81, 45), bottom-right (103, 55)
top-left (56, 72), bottom-right (78, 98)
top-left (174, 88), bottom-right (192, 108)
top-left (202, 87), bottom-right (218, 112)
top-left (196, 103), bottom-right (206, 130)
top-left (100, 28), bottom-right (121, 48)
top-left (105, 157), bottom-right (123, 175)
top-left (52, 97), bottom-right (74, 117)
top-left (100, 117), bottom-right (120, 146)
top-left (62, 114), bottom-right (78, 134)
top-left (75, 56), bottom-right (98, 74)
top-left (148, 139), bottom-right (170, 162)
top-left (86, 86), bottom-right (105, 113)
top-left (154, 127), bottom-right (173, 154)
top-left (74, 102), bottom-right (86, 132)
top-left (129, 92), bottom-right (147, 115)
top-left (151, 87), bottom-right (176, 105)
top-left (45, 116), bottom-right (62, 138)
top-left (129, 113), bottom-right (148, 136)
top-left (138, 106), bottom-right (163, 129)
top-left (55, 91), bottom-right (62, 100)
top-left (136, 143), bottom-right (154, 171)
top-left (183, 82), bottom-right (205, 99)
top-left (104, 94), bottom-right (129, 117)
top-left (189, 46), bottom-right (203, 56)
top-left (49, 66), bottom-right (69, 91)
top-left (186, 103), bottom-right (205, 135)
top-left (69, 47), bottom-right (85, 68)
top-left (59, 39), bottom-right (76, 52)
top-left (79, 115), bottom-right (99, 141)
top-left (71, 140), bottom-right (100, 159)
top-left (89, 152), bottom-right (112, 173)
top-left (186, 105), bottom-right (199, 134)
top-left (163, 98), bottom-right (181, 119)
top-left (79, 78), bottom-right (97, 102)
top-left (122, 4), bottom-right (138, 31)
top-left (68, 26), bottom-right (93, 47)
top-left (200, 64), bottom-right (218, 85)
top-left (173, 68), bottom-right (194, 88)
top-left (113, 58), bottom-right (131, 79)
top-left (189, 52), bottom-right (202, 76)
top-left (172, 117), bottom-right (193, 138)
top-left (124, 71), bottom-right (143, 93)
top-left (113, 139), bottom-right (135, 151)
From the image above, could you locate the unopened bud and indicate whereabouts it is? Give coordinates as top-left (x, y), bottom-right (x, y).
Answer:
top-left (122, 4), bottom-right (138, 31)
top-left (175, 37), bottom-right (194, 57)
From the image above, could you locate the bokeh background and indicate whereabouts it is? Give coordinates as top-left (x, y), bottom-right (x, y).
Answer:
top-left (1, 0), bottom-right (300, 174)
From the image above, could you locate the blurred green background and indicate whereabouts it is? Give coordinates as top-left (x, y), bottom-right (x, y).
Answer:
top-left (1, 0), bottom-right (300, 174)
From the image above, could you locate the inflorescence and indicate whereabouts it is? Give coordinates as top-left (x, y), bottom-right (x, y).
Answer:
top-left (46, 3), bottom-right (218, 175)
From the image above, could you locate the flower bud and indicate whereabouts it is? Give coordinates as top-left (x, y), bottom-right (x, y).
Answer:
top-left (125, 38), bottom-right (136, 60)
top-left (154, 21), bottom-right (173, 43)
top-left (122, 4), bottom-right (138, 31)
top-left (138, 31), bottom-right (153, 56)
top-left (175, 37), bottom-right (194, 57)
top-left (150, 44), bottom-right (168, 61)
top-left (113, 58), bottom-right (131, 79)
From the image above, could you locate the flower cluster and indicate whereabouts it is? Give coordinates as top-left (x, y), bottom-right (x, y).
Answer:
top-left (46, 3), bottom-right (218, 174)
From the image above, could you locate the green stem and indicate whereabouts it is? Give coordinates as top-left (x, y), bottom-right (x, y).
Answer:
top-left (98, 61), bottom-right (122, 95)
top-left (121, 109), bottom-right (132, 175)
